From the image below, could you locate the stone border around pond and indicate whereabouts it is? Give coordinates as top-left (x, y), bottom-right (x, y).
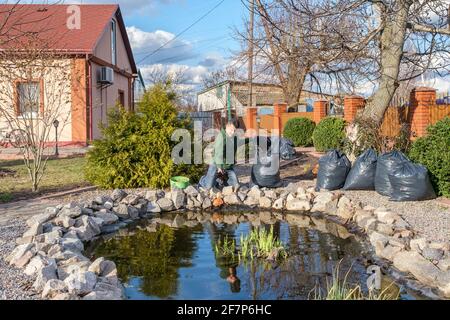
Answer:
top-left (4, 183), bottom-right (450, 300)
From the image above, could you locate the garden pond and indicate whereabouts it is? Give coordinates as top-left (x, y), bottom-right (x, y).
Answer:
top-left (85, 212), bottom-right (425, 300)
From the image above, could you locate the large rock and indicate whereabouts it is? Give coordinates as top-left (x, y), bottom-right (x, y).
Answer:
top-left (147, 201), bottom-right (161, 213)
top-left (247, 186), bottom-right (262, 200)
top-left (422, 247), bottom-right (444, 261)
top-left (223, 194), bottom-right (241, 205)
top-left (335, 196), bottom-right (355, 220)
top-left (54, 216), bottom-right (76, 229)
top-left (93, 212), bottom-right (119, 225)
top-left (24, 254), bottom-right (55, 276)
top-left (145, 190), bottom-right (163, 202)
top-left (83, 281), bottom-right (123, 300)
top-left (438, 258), bottom-right (450, 272)
top-left (59, 237), bottom-right (84, 253)
top-left (121, 194), bottom-right (141, 206)
top-left (259, 197), bottom-right (272, 209)
top-left (171, 190), bottom-right (186, 210)
top-left (264, 190), bottom-right (278, 200)
top-left (72, 216), bottom-right (101, 241)
top-left (58, 206), bottom-right (83, 219)
top-left (243, 196), bottom-right (258, 207)
top-left (114, 204), bottom-right (132, 219)
top-left (111, 189), bottom-right (128, 202)
top-left (202, 197), bottom-right (212, 210)
top-left (23, 222), bottom-right (43, 238)
top-left (58, 261), bottom-right (91, 281)
top-left (33, 263), bottom-right (58, 291)
top-left (184, 185), bottom-right (199, 197)
top-left (64, 270), bottom-right (97, 296)
top-left (272, 198), bottom-right (285, 210)
top-left (393, 251), bottom-right (443, 287)
top-left (311, 192), bottom-right (338, 213)
top-left (222, 186), bottom-right (234, 196)
top-left (6, 243), bottom-right (36, 268)
top-left (286, 199), bottom-right (311, 211)
top-left (26, 207), bottom-right (58, 227)
top-left (376, 244), bottom-right (403, 261)
top-left (157, 198), bottom-right (175, 211)
top-left (42, 279), bottom-right (68, 299)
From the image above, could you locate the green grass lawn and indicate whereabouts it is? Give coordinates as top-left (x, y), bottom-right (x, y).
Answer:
top-left (0, 156), bottom-right (89, 203)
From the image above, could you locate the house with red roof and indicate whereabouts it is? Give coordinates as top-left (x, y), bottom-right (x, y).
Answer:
top-left (0, 4), bottom-right (143, 145)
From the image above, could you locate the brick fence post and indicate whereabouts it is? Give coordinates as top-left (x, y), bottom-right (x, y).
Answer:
top-left (245, 107), bottom-right (258, 131)
top-left (313, 100), bottom-right (328, 124)
top-left (410, 87), bottom-right (436, 138)
top-left (344, 95), bottom-right (365, 123)
top-left (273, 103), bottom-right (287, 135)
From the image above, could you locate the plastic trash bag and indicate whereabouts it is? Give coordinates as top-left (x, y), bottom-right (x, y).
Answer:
top-left (316, 150), bottom-right (351, 191)
top-left (251, 147), bottom-right (281, 188)
top-left (280, 138), bottom-right (297, 160)
top-left (343, 149), bottom-right (378, 190)
top-left (375, 151), bottom-right (409, 196)
top-left (388, 162), bottom-right (436, 201)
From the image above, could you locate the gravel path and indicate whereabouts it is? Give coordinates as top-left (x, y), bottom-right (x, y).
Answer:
top-left (0, 219), bottom-right (39, 300)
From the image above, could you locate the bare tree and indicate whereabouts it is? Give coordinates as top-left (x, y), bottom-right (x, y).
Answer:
top-left (236, 0), bottom-right (371, 107)
top-left (0, 30), bottom-right (76, 192)
top-left (201, 66), bottom-right (240, 89)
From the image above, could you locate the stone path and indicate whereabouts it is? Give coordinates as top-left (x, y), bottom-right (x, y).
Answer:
top-left (0, 199), bottom-right (59, 226)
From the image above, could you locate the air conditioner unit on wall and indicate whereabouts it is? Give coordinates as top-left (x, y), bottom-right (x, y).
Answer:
top-left (98, 67), bottom-right (114, 85)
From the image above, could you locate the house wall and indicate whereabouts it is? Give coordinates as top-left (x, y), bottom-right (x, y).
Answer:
top-left (89, 16), bottom-right (135, 140)
top-left (0, 58), bottom-right (73, 143)
top-left (197, 83), bottom-right (228, 112)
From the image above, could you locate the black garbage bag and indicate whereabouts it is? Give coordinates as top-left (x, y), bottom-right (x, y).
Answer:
top-left (375, 151), bottom-right (409, 196)
top-left (343, 149), bottom-right (378, 190)
top-left (280, 138), bottom-right (297, 160)
top-left (316, 150), bottom-right (351, 191)
top-left (251, 148), bottom-right (281, 188)
top-left (388, 162), bottom-right (436, 201)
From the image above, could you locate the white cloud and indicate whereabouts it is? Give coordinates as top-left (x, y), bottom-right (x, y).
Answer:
top-left (126, 26), bottom-right (195, 64)
top-left (140, 63), bottom-right (209, 85)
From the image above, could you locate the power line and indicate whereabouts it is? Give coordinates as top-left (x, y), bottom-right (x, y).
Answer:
top-left (137, 0), bottom-right (226, 64)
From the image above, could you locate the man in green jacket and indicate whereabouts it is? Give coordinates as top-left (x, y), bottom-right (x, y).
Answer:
top-left (199, 122), bottom-right (239, 190)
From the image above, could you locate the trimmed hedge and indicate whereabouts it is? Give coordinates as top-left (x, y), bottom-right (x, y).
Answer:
top-left (283, 117), bottom-right (315, 147)
top-left (85, 84), bottom-right (204, 189)
top-left (312, 117), bottom-right (346, 152)
top-left (409, 117), bottom-right (450, 197)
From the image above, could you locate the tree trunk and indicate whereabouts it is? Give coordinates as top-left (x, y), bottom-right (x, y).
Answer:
top-left (360, 2), bottom-right (411, 125)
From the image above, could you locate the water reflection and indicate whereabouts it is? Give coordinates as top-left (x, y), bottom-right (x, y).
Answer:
top-left (89, 215), bottom-right (377, 300)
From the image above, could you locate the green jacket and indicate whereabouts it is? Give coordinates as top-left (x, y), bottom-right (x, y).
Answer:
top-left (213, 129), bottom-right (237, 170)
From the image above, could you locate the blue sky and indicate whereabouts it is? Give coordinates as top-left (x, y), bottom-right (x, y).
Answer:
top-left (78, 0), bottom-right (246, 89)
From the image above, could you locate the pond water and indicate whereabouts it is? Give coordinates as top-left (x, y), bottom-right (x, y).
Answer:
top-left (86, 213), bottom-right (416, 300)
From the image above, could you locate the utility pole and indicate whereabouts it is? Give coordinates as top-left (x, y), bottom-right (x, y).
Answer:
top-left (247, 0), bottom-right (255, 109)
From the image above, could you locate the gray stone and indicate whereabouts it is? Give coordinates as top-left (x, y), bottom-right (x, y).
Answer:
top-left (128, 207), bottom-right (140, 220)
top-left (33, 263), bottom-right (58, 291)
top-left (59, 237), bottom-right (84, 253)
top-left (83, 282), bottom-right (123, 300)
top-left (104, 201), bottom-right (114, 210)
top-left (438, 258), bottom-right (450, 271)
top-left (112, 189), bottom-right (128, 202)
top-left (223, 194), bottom-right (241, 205)
top-left (26, 208), bottom-right (58, 227)
top-left (264, 190), bottom-right (277, 200)
top-left (171, 190), bottom-right (186, 209)
top-left (311, 192), bottom-right (338, 213)
top-left (335, 196), bottom-right (355, 220)
top-left (54, 216), bottom-right (76, 229)
top-left (72, 216), bottom-right (101, 241)
top-left (42, 279), bottom-right (68, 299)
top-left (376, 223), bottom-right (395, 236)
top-left (57, 261), bottom-right (92, 281)
top-left (393, 251), bottom-right (443, 288)
top-left (238, 192), bottom-right (247, 202)
top-left (272, 198), bottom-right (284, 210)
top-left (24, 254), bottom-right (54, 276)
top-left (157, 198), bottom-right (175, 211)
top-left (376, 244), bottom-right (403, 261)
top-left (147, 201), bottom-right (161, 213)
top-left (93, 212), bottom-right (119, 225)
top-left (259, 197), bottom-right (272, 209)
top-left (172, 215), bottom-right (186, 228)
top-left (202, 197), bottom-right (212, 209)
top-left (369, 231), bottom-right (390, 248)
top-left (286, 199), bottom-right (311, 211)
top-left (65, 270), bottom-right (97, 296)
top-left (247, 186), bottom-right (262, 199)
top-left (23, 222), bottom-right (44, 238)
top-left (121, 194), bottom-right (141, 205)
top-left (114, 204), bottom-right (131, 219)
top-left (6, 243), bottom-right (36, 268)
top-left (145, 190), bottom-right (163, 202)
top-left (410, 238), bottom-right (428, 252)
top-left (184, 185), bottom-right (199, 197)
top-left (93, 196), bottom-right (108, 205)
top-left (51, 293), bottom-right (78, 300)
top-left (422, 247), bottom-right (444, 261)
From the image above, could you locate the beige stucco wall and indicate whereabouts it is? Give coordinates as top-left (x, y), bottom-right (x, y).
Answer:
top-left (0, 58), bottom-right (73, 143)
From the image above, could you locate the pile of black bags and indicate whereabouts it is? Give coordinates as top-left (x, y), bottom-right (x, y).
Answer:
top-left (251, 148), bottom-right (281, 188)
top-left (280, 138), bottom-right (297, 160)
top-left (316, 149), bottom-right (436, 201)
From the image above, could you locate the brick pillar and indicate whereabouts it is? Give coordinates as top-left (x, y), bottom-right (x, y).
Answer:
top-left (313, 100), bottom-right (328, 124)
top-left (410, 87), bottom-right (436, 138)
top-left (344, 96), bottom-right (365, 123)
top-left (273, 103), bottom-right (287, 135)
top-left (245, 107), bottom-right (258, 131)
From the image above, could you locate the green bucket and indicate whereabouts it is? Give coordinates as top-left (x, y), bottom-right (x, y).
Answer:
top-left (170, 176), bottom-right (190, 190)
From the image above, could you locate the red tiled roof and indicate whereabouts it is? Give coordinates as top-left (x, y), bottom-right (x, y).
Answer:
top-left (0, 4), bottom-right (118, 53)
